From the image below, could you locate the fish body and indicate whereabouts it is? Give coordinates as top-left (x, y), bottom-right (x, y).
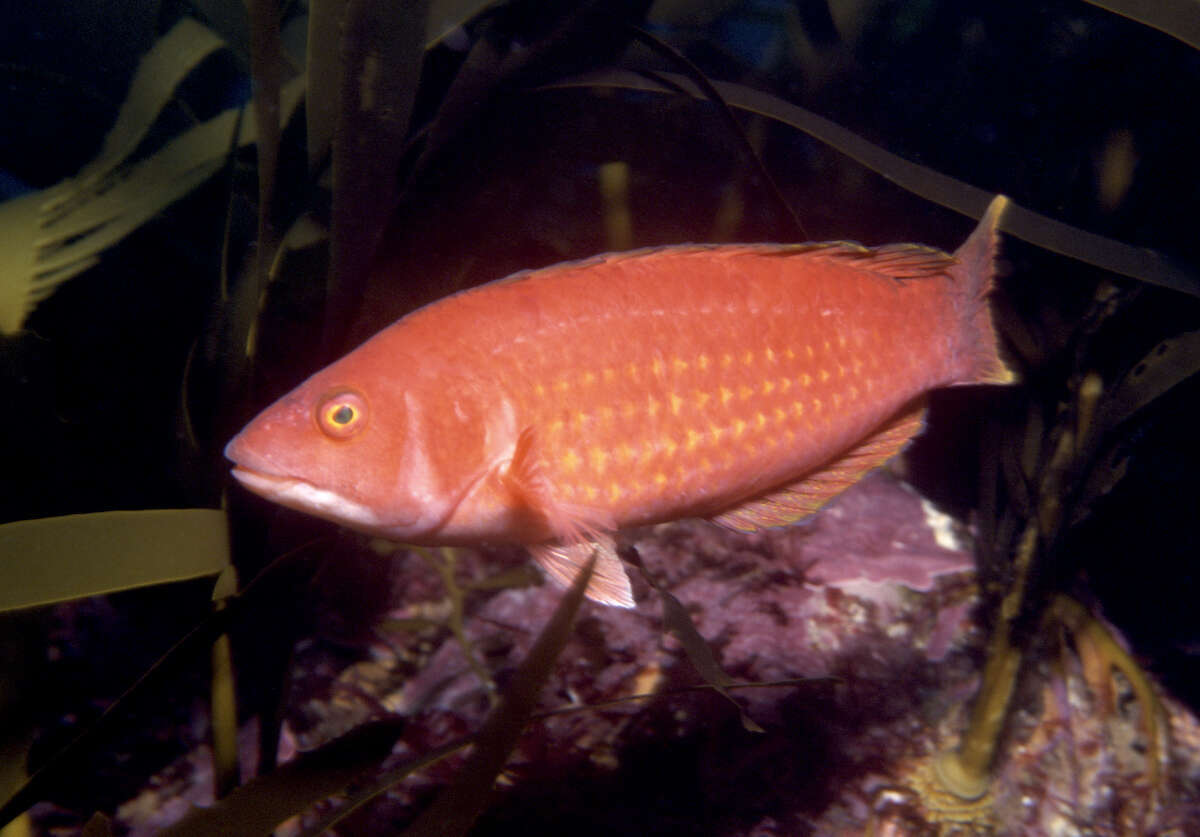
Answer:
top-left (226, 196), bottom-right (1014, 606)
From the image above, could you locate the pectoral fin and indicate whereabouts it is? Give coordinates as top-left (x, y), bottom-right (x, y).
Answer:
top-left (713, 404), bottom-right (927, 533)
top-left (504, 426), bottom-right (633, 607)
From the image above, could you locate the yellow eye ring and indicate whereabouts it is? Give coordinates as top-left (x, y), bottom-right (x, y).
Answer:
top-left (316, 390), bottom-right (368, 439)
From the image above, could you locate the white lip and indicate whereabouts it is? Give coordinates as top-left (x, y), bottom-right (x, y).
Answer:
top-left (230, 467), bottom-right (386, 530)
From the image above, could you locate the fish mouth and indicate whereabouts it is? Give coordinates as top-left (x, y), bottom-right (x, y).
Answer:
top-left (229, 467), bottom-right (306, 499)
top-left (229, 466), bottom-right (400, 531)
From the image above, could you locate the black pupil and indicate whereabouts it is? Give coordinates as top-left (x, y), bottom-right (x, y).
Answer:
top-left (331, 405), bottom-right (355, 425)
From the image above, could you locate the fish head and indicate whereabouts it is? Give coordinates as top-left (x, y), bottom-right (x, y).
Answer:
top-left (224, 343), bottom-right (456, 540)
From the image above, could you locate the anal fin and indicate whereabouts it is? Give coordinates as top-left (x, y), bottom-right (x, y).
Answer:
top-left (713, 404), bottom-right (927, 533)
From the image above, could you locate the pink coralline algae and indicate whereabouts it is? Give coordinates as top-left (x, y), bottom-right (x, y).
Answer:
top-left (113, 472), bottom-right (1200, 836)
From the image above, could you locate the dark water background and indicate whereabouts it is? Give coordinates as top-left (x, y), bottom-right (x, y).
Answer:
top-left (1, 0), bottom-right (1198, 826)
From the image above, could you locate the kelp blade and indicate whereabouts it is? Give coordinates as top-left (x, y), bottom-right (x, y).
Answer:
top-left (0, 509), bottom-right (229, 612)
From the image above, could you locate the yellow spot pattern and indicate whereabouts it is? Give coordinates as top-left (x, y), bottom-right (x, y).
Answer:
top-left (540, 329), bottom-right (885, 511)
top-left (589, 447), bottom-right (608, 475)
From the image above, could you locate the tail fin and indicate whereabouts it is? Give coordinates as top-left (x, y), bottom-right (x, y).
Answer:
top-left (950, 195), bottom-right (1017, 385)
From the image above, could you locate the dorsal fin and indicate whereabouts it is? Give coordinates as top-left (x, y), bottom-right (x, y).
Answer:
top-left (776, 242), bottom-right (957, 281)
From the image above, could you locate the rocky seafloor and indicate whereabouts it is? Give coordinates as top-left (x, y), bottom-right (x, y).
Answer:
top-left (104, 471), bottom-right (1200, 835)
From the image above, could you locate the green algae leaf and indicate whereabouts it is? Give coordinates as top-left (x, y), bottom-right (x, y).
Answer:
top-left (191, 0), bottom-right (252, 61)
top-left (1099, 330), bottom-right (1200, 433)
top-left (66, 19), bottom-right (227, 191)
top-left (400, 553), bottom-right (597, 837)
top-left (160, 718), bottom-right (410, 837)
top-left (1083, 0), bottom-right (1200, 51)
top-left (659, 584), bottom-right (764, 733)
top-left (296, 738), bottom-right (471, 837)
top-left (0, 18), bottom-right (306, 336)
top-left (304, 0), bottom-right (348, 173)
top-left (249, 0), bottom-right (285, 258)
top-left (0, 18), bottom-right (220, 335)
top-left (550, 70), bottom-right (1200, 300)
top-left (425, 0), bottom-right (499, 47)
top-left (624, 549), bottom-right (764, 733)
top-left (322, 0), bottom-right (430, 356)
top-left (305, 0), bottom-right (497, 174)
top-left (0, 509), bottom-right (229, 612)
top-left (210, 566), bottom-right (241, 800)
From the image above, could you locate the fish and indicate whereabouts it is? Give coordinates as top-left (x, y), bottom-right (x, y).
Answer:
top-left (226, 195), bottom-right (1015, 608)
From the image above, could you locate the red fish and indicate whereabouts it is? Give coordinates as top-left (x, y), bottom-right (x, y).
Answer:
top-left (226, 196), bottom-right (1014, 607)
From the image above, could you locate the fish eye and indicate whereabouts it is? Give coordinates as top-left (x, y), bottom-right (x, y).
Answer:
top-left (316, 390), bottom-right (368, 439)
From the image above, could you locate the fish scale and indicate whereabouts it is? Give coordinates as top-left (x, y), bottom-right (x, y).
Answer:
top-left (501, 251), bottom-right (944, 524)
top-left (225, 197), bottom-right (1014, 607)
